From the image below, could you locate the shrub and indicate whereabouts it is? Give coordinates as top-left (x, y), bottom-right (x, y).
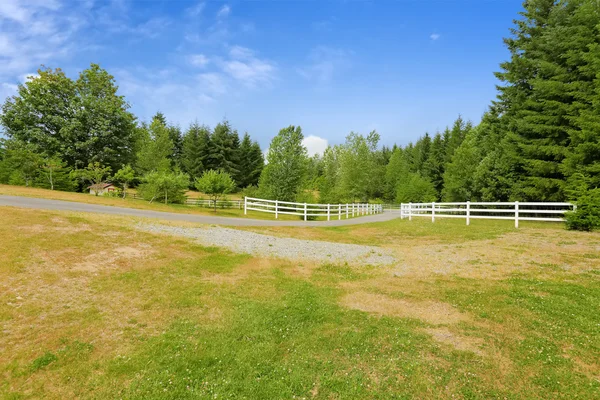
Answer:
top-left (137, 171), bottom-right (189, 204)
top-left (565, 188), bottom-right (600, 231)
top-left (296, 191), bottom-right (318, 221)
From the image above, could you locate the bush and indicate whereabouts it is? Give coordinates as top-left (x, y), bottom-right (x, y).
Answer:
top-left (137, 171), bottom-right (189, 204)
top-left (296, 191), bottom-right (318, 221)
top-left (565, 188), bottom-right (600, 231)
top-left (103, 188), bottom-right (123, 198)
top-left (241, 185), bottom-right (259, 199)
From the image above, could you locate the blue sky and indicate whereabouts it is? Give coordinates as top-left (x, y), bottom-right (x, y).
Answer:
top-left (0, 0), bottom-right (523, 154)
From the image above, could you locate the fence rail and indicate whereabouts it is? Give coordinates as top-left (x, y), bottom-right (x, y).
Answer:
top-left (244, 197), bottom-right (383, 221)
top-left (399, 201), bottom-right (574, 228)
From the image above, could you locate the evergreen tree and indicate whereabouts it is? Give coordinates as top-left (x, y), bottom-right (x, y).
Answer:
top-left (565, 0), bottom-right (600, 190)
top-left (208, 120), bottom-right (239, 178)
top-left (237, 133), bottom-right (264, 188)
top-left (494, 0), bottom-right (599, 200)
top-left (444, 116), bottom-right (470, 164)
top-left (423, 132), bottom-right (445, 198)
top-left (168, 125), bottom-right (184, 168)
top-left (181, 122), bottom-right (211, 182)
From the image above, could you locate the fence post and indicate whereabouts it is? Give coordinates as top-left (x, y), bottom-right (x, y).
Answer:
top-left (327, 204), bottom-right (330, 221)
top-left (409, 202), bottom-right (412, 221)
top-left (338, 204), bottom-right (341, 220)
top-left (346, 204), bottom-right (349, 219)
top-left (466, 201), bottom-right (470, 226)
top-left (515, 201), bottom-right (519, 228)
top-left (352, 203), bottom-right (355, 217)
top-left (275, 200), bottom-right (279, 219)
top-left (304, 203), bottom-right (307, 221)
top-left (400, 203), bottom-right (404, 219)
top-left (432, 202), bottom-right (436, 223)
top-left (244, 197), bottom-right (247, 215)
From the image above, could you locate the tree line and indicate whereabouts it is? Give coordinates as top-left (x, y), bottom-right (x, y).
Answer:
top-left (0, 65), bottom-right (264, 202)
top-left (0, 0), bottom-right (599, 227)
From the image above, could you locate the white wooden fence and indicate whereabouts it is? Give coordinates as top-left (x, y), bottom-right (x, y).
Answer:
top-left (244, 197), bottom-right (383, 221)
top-left (400, 201), bottom-right (574, 228)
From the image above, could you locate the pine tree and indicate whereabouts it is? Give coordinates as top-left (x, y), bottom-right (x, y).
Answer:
top-left (237, 133), bottom-right (264, 188)
top-left (565, 0), bottom-right (600, 190)
top-left (208, 121), bottom-right (239, 178)
top-left (494, 0), bottom-right (598, 200)
top-left (181, 122), bottom-right (211, 182)
top-left (423, 132), bottom-right (445, 198)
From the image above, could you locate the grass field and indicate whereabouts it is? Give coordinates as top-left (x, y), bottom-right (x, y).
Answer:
top-left (1, 206), bottom-right (599, 399)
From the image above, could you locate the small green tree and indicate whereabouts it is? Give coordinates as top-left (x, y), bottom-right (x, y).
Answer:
top-left (39, 156), bottom-right (75, 191)
top-left (195, 170), bottom-right (236, 212)
top-left (396, 174), bottom-right (437, 203)
top-left (113, 164), bottom-right (136, 198)
top-left (258, 126), bottom-right (308, 202)
top-left (75, 162), bottom-right (112, 195)
top-left (138, 171), bottom-right (189, 204)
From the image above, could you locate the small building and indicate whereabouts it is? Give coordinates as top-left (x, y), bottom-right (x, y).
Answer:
top-left (89, 183), bottom-right (117, 196)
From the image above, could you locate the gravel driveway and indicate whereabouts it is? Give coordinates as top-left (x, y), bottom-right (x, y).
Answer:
top-left (138, 224), bottom-right (396, 266)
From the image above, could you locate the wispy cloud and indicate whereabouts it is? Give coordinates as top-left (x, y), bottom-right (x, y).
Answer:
top-left (297, 46), bottom-right (351, 85)
top-left (222, 59), bottom-right (276, 88)
top-left (430, 33), bottom-right (441, 41)
top-left (217, 5), bottom-right (231, 18)
top-left (229, 45), bottom-right (254, 60)
top-left (0, 0), bottom-right (84, 83)
top-left (186, 1), bottom-right (205, 18)
top-left (132, 17), bottom-right (171, 39)
top-left (189, 54), bottom-right (210, 67)
top-left (197, 72), bottom-right (227, 95)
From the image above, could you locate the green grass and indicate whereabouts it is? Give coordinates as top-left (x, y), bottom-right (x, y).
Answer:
top-left (1, 208), bottom-right (599, 399)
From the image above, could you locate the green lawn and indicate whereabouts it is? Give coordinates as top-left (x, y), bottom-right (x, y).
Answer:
top-left (1, 208), bottom-right (599, 399)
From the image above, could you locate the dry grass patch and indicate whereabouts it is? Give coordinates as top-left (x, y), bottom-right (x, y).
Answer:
top-left (423, 327), bottom-right (484, 355)
top-left (340, 291), bottom-right (469, 325)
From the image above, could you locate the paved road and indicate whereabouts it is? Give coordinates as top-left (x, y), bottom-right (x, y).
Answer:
top-left (0, 195), bottom-right (399, 227)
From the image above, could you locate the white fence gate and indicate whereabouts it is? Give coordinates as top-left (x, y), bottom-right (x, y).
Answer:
top-left (400, 201), bottom-right (574, 228)
top-left (244, 197), bottom-right (383, 221)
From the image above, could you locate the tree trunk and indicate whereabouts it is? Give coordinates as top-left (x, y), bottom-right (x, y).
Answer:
top-left (213, 196), bottom-right (217, 213)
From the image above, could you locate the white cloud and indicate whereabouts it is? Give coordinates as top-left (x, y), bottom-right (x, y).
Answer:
top-left (298, 46), bottom-right (350, 85)
top-left (223, 59), bottom-right (275, 87)
top-left (0, 0), bottom-right (83, 83)
top-left (114, 67), bottom-right (216, 125)
top-left (217, 5), bottom-right (231, 18)
top-left (221, 47), bottom-right (276, 88)
top-left (302, 135), bottom-right (329, 157)
top-left (229, 45), bottom-right (254, 60)
top-left (430, 33), bottom-right (441, 41)
top-left (186, 1), bottom-right (205, 17)
top-left (132, 17), bottom-right (170, 39)
top-left (197, 72), bottom-right (227, 94)
top-left (189, 54), bottom-right (210, 67)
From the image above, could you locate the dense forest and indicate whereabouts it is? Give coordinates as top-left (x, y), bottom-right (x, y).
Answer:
top-left (0, 0), bottom-right (599, 218)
